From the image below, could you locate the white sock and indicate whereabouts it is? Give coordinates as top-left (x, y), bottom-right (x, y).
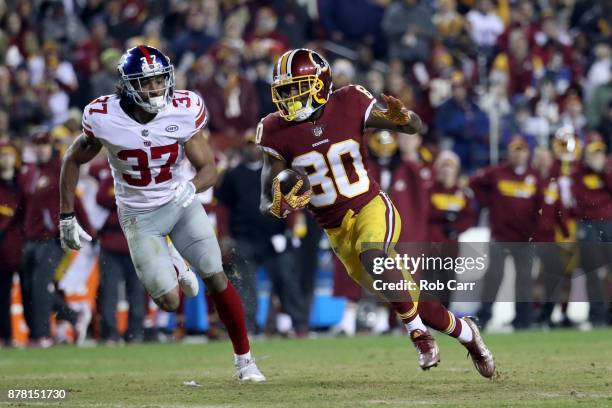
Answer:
top-left (404, 315), bottom-right (427, 333)
top-left (276, 313), bottom-right (293, 334)
top-left (372, 306), bottom-right (390, 334)
top-left (234, 351), bottom-right (252, 365)
top-left (334, 302), bottom-right (357, 336)
top-left (458, 319), bottom-right (474, 343)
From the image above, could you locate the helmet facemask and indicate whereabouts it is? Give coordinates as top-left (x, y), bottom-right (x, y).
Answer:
top-left (120, 64), bottom-right (175, 113)
top-left (271, 75), bottom-right (325, 122)
top-left (553, 127), bottom-right (581, 162)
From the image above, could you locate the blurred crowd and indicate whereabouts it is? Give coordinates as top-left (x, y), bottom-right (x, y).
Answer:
top-left (1, 0), bottom-right (611, 346)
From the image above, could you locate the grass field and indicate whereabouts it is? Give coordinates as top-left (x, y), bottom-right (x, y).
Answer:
top-left (1, 329), bottom-right (611, 408)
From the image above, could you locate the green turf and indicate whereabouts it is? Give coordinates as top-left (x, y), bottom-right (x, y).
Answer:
top-left (1, 329), bottom-right (611, 407)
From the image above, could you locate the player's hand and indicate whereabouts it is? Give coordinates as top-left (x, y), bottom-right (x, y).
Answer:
top-left (380, 94), bottom-right (411, 126)
top-left (59, 214), bottom-right (92, 251)
top-left (270, 178), bottom-right (311, 218)
top-left (173, 180), bottom-right (196, 208)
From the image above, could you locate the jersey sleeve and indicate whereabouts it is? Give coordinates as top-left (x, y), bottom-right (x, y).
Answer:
top-left (81, 101), bottom-right (97, 140)
top-left (82, 95), bottom-right (114, 141)
top-left (338, 85), bottom-right (377, 131)
top-left (181, 90), bottom-right (209, 142)
top-left (255, 117), bottom-right (285, 161)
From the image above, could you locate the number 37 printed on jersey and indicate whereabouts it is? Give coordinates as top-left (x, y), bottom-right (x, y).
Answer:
top-left (87, 95), bottom-right (187, 187)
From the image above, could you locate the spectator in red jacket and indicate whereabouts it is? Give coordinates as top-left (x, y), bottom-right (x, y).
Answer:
top-left (551, 125), bottom-right (581, 208)
top-left (426, 150), bottom-right (476, 305)
top-left (427, 150), bottom-right (477, 243)
top-left (20, 131), bottom-right (94, 346)
top-left (393, 131), bottom-right (434, 242)
top-left (531, 146), bottom-right (571, 327)
top-left (197, 44), bottom-right (259, 137)
top-left (91, 161), bottom-right (145, 344)
top-left (471, 135), bottom-right (542, 329)
top-left (572, 133), bottom-right (612, 327)
top-left (0, 141), bottom-right (22, 347)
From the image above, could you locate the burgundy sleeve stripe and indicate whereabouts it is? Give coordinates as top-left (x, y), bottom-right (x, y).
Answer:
top-left (194, 102), bottom-right (204, 119)
top-left (83, 128), bottom-right (96, 139)
top-left (195, 107), bottom-right (208, 129)
top-left (82, 121), bottom-right (92, 131)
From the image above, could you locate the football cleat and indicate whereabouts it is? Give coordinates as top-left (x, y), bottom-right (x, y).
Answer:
top-left (168, 241), bottom-right (199, 298)
top-left (235, 359), bottom-right (266, 382)
top-left (176, 266), bottom-right (199, 298)
top-left (410, 329), bottom-right (440, 370)
top-left (462, 316), bottom-right (496, 378)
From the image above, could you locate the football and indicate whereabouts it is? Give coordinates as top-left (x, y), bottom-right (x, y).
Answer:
top-left (276, 168), bottom-right (311, 196)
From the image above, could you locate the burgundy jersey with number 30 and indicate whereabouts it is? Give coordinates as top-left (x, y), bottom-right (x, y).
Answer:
top-left (82, 90), bottom-right (208, 211)
top-left (257, 85), bottom-right (380, 228)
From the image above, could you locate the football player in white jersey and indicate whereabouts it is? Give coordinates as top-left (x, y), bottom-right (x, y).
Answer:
top-left (59, 45), bottom-right (264, 381)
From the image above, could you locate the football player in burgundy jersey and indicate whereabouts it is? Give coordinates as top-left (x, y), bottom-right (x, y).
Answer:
top-left (59, 45), bottom-right (264, 381)
top-left (258, 48), bottom-right (495, 377)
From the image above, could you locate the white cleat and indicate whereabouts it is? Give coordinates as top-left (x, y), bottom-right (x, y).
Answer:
top-left (178, 267), bottom-right (199, 298)
top-left (168, 241), bottom-right (199, 298)
top-left (235, 359), bottom-right (266, 382)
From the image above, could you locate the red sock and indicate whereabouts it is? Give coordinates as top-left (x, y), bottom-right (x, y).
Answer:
top-left (418, 299), bottom-right (462, 338)
top-left (209, 281), bottom-right (250, 355)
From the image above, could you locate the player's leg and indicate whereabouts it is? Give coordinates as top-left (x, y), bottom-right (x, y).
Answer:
top-left (355, 193), bottom-right (494, 377)
top-left (167, 239), bottom-right (199, 298)
top-left (351, 195), bottom-right (427, 329)
top-left (169, 201), bottom-right (265, 382)
top-left (119, 210), bottom-right (181, 312)
top-left (327, 194), bottom-right (439, 369)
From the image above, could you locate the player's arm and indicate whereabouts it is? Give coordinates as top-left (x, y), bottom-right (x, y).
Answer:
top-left (365, 94), bottom-right (424, 134)
top-left (171, 130), bottom-right (216, 209)
top-left (259, 152), bottom-right (287, 216)
top-left (60, 134), bottom-right (102, 214)
top-left (59, 134), bottom-right (102, 250)
top-left (184, 130), bottom-right (217, 193)
top-left (259, 152), bottom-right (311, 218)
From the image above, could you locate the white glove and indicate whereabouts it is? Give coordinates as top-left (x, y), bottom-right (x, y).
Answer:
top-left (59, 215), bottom-right (92, 251)
top-left (173, 180), bottom-right (196, 208)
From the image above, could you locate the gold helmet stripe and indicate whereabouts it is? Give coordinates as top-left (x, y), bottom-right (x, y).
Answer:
top-left (276, 51), bottom-right (288, 76)
top-left (280, 51), bottom-right (291, 76)
top-left (285, 49), bottom-right (298, 77)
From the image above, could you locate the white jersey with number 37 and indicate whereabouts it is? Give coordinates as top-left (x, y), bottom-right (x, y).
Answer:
top-left (82, 90), bottom-right (208, 211)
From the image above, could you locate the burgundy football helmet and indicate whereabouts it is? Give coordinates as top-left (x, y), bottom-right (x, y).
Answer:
top-left (271, 48), bottom-right (333, 121)
top-left (553, 125), bottom-right (581, 162)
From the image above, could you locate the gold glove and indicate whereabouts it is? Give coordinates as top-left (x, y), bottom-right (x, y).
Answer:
top-left (270, 178), bottom-right (311, 218)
